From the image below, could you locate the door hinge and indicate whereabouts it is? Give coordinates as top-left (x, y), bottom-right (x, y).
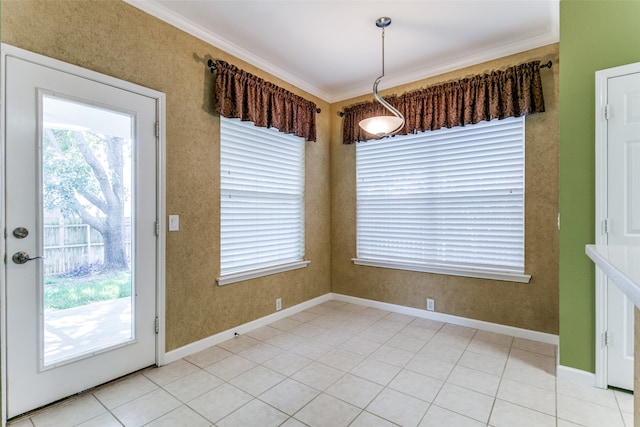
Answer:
top-left (155, 220), bottom-right (160, 236)
top-left (155, 121), bottom-right (160, 138)
top-left (604, 331), bottom-right (611, 346)
top-left (602, 218), bottom-right (610, 235)
top-left (155, 316), bottom-right (159, 334)
top-left (604, 104), bottom-right (611, 120)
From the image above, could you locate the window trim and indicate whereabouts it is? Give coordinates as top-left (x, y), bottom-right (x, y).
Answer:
top-left (218, 117), bottom-right (308, 285)
top-left (217, 260), bottom-right (310, 286)
top-left (351, 258), bottom-right (531, 283)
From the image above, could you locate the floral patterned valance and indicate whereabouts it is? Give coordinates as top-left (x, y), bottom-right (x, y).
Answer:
top-left (342, 60), bottom-right (545, 144)
top-left (214, 60), bottom-right (317, 142)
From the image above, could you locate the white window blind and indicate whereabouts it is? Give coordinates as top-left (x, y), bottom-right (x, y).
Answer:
top-left (355, 117), bottom-right (526, 279)
top-left (220, 117), bottom-right (305, 283)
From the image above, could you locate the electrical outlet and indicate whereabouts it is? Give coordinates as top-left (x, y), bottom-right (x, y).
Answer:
top-left (276, 298), bottom-right (282, 311)
top-left (426, 298), bottom-right (435, 311)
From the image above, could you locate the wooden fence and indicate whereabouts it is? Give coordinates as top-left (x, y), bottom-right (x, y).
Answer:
top-left (43, 219), bottom-right (131, 275)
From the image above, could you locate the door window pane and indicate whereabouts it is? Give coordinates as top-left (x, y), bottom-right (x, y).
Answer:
top-left (41, 95), bottom-right (134, 366)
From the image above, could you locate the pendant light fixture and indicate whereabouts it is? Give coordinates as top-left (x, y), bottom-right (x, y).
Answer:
top-left (359, 17), bottom-right (405, 138)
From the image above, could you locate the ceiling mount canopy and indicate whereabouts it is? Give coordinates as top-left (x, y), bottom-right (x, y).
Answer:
top-left (358, 17), bottom-right (405, 138)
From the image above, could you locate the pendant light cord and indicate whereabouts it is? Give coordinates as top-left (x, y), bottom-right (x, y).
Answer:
top-left (372, 22), bottom-right (405, 136)
top-left (381, 26), bottom-right (385, 78)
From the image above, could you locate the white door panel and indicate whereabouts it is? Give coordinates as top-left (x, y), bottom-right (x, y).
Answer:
top-left (606, 71), bottom-right (640, 391)
top-left (4, 51), bottom-right (159, 417)
top-left (625, 141), bottom-right (640, 236)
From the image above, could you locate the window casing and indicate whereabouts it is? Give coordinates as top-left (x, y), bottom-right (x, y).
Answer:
top-left (354, 116), bottom-right (530, 283)
top-left (218, 117), bottom-right (307, 285)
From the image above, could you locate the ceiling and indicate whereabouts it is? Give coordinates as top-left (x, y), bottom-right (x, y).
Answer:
top-left (126, 1), bottom-right (559, 103)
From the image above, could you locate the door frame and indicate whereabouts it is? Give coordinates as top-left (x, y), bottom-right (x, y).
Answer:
top-left (0, 44), bottom-right (167, 424)
top-left (594, 61), bottom-right (640, 389)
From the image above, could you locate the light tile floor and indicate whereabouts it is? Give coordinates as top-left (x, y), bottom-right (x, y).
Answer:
top-left (9, 300), bottom-right (634, 427)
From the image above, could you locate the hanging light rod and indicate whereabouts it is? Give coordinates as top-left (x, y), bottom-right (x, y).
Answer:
top-left (358, 17), bottom-right (405, 138)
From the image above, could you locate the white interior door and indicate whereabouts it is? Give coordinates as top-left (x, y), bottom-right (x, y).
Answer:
top-left (605, 71), bottom-right (640, 391)
top-left (3, 47), bottom-right (160, 418)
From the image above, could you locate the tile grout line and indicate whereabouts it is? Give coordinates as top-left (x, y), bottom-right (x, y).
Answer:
top-left (485, 336), bottom-right (514, 426)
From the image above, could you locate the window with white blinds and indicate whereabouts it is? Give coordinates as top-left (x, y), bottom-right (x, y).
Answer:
top-left (355, 116), bottom-right (530, 283)
top-left (219, 117), bottom-right (307, 285)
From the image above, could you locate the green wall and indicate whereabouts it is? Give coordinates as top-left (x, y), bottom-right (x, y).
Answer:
top-left (559, 0), bottom-right (640, 372)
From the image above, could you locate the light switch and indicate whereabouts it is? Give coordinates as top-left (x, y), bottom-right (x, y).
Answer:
top-left (168, 215), bottom-right (179, 231)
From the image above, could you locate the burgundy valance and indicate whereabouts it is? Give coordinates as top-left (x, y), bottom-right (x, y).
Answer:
top-left (342, 60), bottom-right (545, 144)
top-left (214, 60), bottom-right (317, 141)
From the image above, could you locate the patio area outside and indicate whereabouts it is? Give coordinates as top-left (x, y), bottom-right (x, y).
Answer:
top-left (44, 297), bottom-right (132, 365)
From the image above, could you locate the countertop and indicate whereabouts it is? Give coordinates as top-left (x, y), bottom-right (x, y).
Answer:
top-left (586, 244), bottom-right (640, 308)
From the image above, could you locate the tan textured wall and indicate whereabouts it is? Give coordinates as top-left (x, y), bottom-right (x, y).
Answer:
top-left (1, 0), bottom-right (331, 351)
top-left (331, 44), bottom-right (560, 334)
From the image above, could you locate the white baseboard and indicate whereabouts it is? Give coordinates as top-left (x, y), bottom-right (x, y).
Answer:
top-left (163, 292), bottom-right (559, 364)
top-left (330, 293), bottom-right (559, 345)
top-left (163, 293), bottom-right (332, 364)
top-left (557, 364), bottom-right (597, 387)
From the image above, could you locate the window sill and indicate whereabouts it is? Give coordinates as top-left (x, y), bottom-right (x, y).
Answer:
top-left (217, 260), bottom-right (310, 286)
top-left (351, 258), bottom-right (531, 284)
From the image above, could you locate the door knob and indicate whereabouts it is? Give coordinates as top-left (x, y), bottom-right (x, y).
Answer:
top-left (12, 251), bottom-right (44, 264)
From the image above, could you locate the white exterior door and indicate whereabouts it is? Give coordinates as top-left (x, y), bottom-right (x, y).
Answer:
top-left (3, 46), bottom-right (162, 417)
top-left (604, 70), bottom-right (640, 391)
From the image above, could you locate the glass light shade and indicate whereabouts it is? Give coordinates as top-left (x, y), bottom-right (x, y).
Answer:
top-left (359, 115), bottom-right (404, 137)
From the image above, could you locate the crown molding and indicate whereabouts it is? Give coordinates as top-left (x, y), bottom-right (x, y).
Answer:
top-left (335, 31), bottom-right (559, 103)
top-left (124, 0), bottom-right (558, 104)
top-left (123, 0), bottom-right (333, 102)
top-left (339, 1), bottom-right (558, 102)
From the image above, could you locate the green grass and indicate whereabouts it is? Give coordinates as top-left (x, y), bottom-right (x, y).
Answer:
top-left (44, 271), bottom-right (131, 311)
